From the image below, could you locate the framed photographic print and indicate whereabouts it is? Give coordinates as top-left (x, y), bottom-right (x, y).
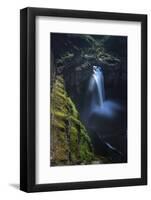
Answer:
top-left (20, 7), bottom-right (147, 192)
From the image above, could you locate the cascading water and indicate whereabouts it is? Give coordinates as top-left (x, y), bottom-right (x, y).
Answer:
top-left (88, 66), bottom-right (105, 107)
top-left (83, 65), bottom-right (121, 123)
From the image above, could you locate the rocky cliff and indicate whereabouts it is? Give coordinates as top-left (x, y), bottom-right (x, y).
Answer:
top-left (51, 76), bottom-right (98, 166)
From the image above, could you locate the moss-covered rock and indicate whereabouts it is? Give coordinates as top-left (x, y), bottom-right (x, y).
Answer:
top-left (51, 75), bottom-right (95, 166)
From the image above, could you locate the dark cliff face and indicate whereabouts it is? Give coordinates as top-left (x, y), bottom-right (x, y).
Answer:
top-left (51, 33), bottom-right (127, 111)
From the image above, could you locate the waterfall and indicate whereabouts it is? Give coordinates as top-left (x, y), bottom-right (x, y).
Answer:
top-left (82, 65), bottom-right (124, 161)
top-left (88, 66), bottom-right (105, 107)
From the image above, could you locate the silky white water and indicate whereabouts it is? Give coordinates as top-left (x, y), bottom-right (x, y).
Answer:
top-left (83, 65), bottom-right (121, 125)
top-left (88, 66), bottom-right (105, 107)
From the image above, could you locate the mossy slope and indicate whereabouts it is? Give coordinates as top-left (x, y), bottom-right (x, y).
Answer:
top-left (51, 76), bottom-right (95, 166)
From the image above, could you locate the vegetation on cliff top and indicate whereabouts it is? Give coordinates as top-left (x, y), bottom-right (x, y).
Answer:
top-left (51, 33), bottom-right (125, 72)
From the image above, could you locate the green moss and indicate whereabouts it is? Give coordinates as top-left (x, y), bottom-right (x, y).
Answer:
top-left (67, 97), bottom-right (78, 118)
top-left (51, 126), bottom-right (69, 164)
top-left (70, 126), bottom-right (78, 162)
top-left (51, 75), bottom-right (96, 166)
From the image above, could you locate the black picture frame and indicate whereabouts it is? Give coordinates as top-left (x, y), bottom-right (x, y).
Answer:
top-left (20, 7), bottom-right (147, 192)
